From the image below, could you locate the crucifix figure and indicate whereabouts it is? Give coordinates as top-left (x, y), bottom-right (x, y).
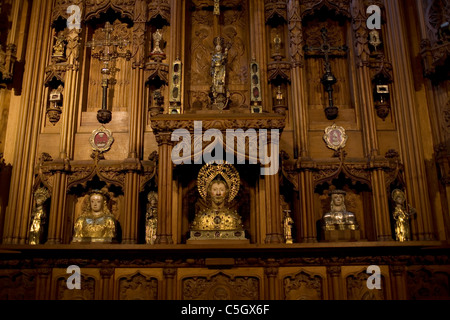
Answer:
top-left (86, 22), bottom-right (131, 124)
top-left (304, 28), bottom-right (348, 120)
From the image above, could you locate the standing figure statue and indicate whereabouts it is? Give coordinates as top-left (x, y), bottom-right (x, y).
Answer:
top-left (52, 33), bottom-right (66, 58)
top-left (29, 187), bottom-right (51, 245)
top-left (283, 210), bottom-right (294, 244)
top-left (145, 191), bottom-right (158, 245)
top-left (392, 189), bottom-right (415, 242)
top-left (210, 37), bottom-right (230, 109)
top-left (151, 29), bottom-right (164, 54)
top-left (72, 190), bottom-right (118, 243)
top-left (322, 190), bottom-right (359, 231)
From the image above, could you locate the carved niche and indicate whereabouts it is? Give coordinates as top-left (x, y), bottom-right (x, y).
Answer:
top-left (0, 271), bottom-right (36, 300)
top-left (283, 271), bottom-right (323, 300)
top-left (187, 0), bottom-right (250, 111)
top-left (346, 270), bottom-right (386, 300)
top-left (182, 272), bottom-right (260, 300)
top-left (407, 268), bottom-right (450, 300)
top-left (118, 272), bottom-right (158, 300)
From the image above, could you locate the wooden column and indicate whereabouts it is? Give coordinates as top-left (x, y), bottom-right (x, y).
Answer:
top-left (35, 267), bottom-right (52, 300)
top-left (2, 0), bottom-right (53, 244)
top-left (384, 0), bottom-right (435, 240)
top-left (163, 267), bottom-right (177, 300)
top-left (47, 168), bottom-right (68, 244)
top-left (100, 267), bottom-right (114, 300)
top-left (122, 168), bottom-right (140, 244)
top-left (298, 170), bottom-right (317, 242)
top-left (327, 266), bottom-right (342, 300)
top-left (390, 265), bottom-right (407, 300)
top-left (251, 0), bottom-right (270, 112)
top-left (351, 0), bottom-right (392, 241)
top-left (264, 266), bottom-right (279, 300)
top-left (46, 25), bottom-right (83, 244)
top-left (264, 172), bottom-right (283, 244)
top-left (155, 133), bottom-right (174, 244)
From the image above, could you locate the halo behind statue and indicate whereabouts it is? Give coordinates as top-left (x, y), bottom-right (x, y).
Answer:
top-left (197, 163), bottom-right (240, 203)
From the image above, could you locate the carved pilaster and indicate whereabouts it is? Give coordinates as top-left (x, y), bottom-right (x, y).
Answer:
top-left (390, 265), bottom-right (406, 300)
top-left (163, 266), bottom-right (177, 300)
top-left (36, 267), bottom-right (52, 300)
top-left (100, 267), bottom-right (115, 300)
top-left (327, 265), bottom-right (342, 300)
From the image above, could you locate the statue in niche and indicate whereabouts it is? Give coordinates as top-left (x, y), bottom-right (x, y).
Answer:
top-left (145, 191), bottom-right (158, 245)
top-left (72, 190), bottom-right (117, 243)
top-left (151, 29), bottom-right (164, 55)
top-left (392, 189), bottom-right (415, 242)
top-left (52, 32), bottom-right (66, 58)
top-left (210, 37), bottom-right (230, 110)
top-left (322, 190), bottom-right (359, 231)
top-left (189, 163), bottom-right (246, 242)
top-left (283, 210), bottom-right (294, 244)
top-left (28, 187), bottom-right (50, 245)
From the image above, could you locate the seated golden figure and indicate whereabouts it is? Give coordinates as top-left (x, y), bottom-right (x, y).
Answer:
top-left (189, 163), bottom-right (246, 241)
top-left (72, 190), bottom-right (117, 243)
top-left (322, 190), bottom-right (359, 231)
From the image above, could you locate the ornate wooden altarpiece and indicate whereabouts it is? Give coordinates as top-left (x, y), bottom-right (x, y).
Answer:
top-left (0, 0), bottom-right (449, 301)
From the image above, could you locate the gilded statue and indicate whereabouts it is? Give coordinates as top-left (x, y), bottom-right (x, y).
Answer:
top-left (151, 29), bottom-right (164, 54)
top-left (52, 33), bottom-right (65, 58)
top-left (72, 190), bottom-right (117, 243)
top-left (210, 37), bottom-right (230, 109)
top-left (283, 210), bottom-right (294, 244)
top-left (29, 187), bottom-right (50, 245)
top-left (392, 189), bottom-right (415, 242)
top-left (190, 163), bottom-right (245, 241)
top-left (145, 191), bottom-right (158, 245)
top-left (322, 190), bottom-right (359, 231)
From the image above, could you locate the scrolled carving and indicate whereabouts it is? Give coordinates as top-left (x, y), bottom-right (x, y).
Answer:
top-left (265, 0), bottom-right (287, 24)
top-left (300, 0), bottom-right (351, 19)
top-left (283, 271), bottom-right (323, 300)
top-left (346, 270), bottom-right (385, 300)
top-left (182, 272), bottom-right (260, 300)
top-left (118, 272), bottom-right (158, 300)
top-left (148, 0), bottom-right (171, 23)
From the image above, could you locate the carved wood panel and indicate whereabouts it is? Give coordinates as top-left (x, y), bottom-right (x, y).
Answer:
top-left (181, 270), bottom-right (261, 300)
top-left (0, 270), bottom-right (36, 300)
top-left (407, 266), bottom-right (450, 300)
top-left (304, 19), bottom-right (352, 111)
top-left (85, 20), bottom-right (132, 112)
top-left (282, 270), bottom-right (324, 300)
top-left (118, 272), bottom-right (158, 300)
top-left (186, 0), bottom-right (250, 110)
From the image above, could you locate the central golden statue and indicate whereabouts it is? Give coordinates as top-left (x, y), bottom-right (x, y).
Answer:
top-left (189, 163), bottom-right (246, 241)
top-left (72, 190), bottom-right (117, 243)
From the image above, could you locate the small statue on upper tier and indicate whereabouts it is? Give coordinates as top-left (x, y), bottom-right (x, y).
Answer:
top-left (392, 189), bottom-right (415, 242)
top-left (29, 187), bottom-right (51, 245)
top-left (72, 190), bottom-right (118, 243)
top-left (145, 191), bottom-right (158, 245)
top-left (322, 190), bottom-right (359, 231)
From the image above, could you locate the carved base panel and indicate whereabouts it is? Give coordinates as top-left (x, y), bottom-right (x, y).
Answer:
top-left (321, 230), bottom-right (361, 242)
top-left (0, 244), bottom-right (449, 300)
top-left (188, 230), bottom-right (248, 242)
